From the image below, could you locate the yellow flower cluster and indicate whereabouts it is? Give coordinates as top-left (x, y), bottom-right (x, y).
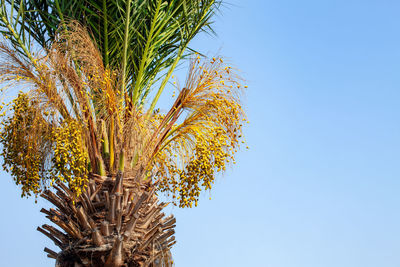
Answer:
top-left (176, 127), bottom-right (232, 208)
top-left (0, 93), bottom-right (89, 197)
top-left (154, 56), bottom-right (246, 208)
top-left (51, 119), bottom-right (89, 196)
top-left (0, 93), bottom-right (48, 197)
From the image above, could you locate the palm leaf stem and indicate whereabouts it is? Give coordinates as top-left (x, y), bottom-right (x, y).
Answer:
top-left (147, 47), bottom-right (185, 116)
top-left (120, 0), bottom-right (132, 98)
top-left (54, 0), bottom-right (65, 29)
top-left (131, 0), bottom-right (162, 104)
top-left (102, 0), bottom-right (108, 66)
top-left (118, 150), bottom-right (125, 172)
top-left (101, 120), bottom-right (110, 156)
top-left (109, 116), bottom-right (115, 171)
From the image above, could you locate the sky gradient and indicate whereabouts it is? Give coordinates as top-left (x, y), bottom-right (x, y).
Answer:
top-left (1, 0), bottom-right (400, 266)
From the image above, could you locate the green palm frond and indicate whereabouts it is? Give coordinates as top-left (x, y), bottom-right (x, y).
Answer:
top-left (3, 0), bottom-right (221, 109)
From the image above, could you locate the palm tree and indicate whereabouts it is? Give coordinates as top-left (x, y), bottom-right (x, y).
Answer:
top-left (0, 1), bottom-right (246, 266)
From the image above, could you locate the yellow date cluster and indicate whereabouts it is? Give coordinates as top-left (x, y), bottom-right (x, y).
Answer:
top-left (0, 93), bottom-right (88, 197)
top-left (0, 93), bottom-right (46, 197)
top-left (50, 119), bottom-right (89, 196)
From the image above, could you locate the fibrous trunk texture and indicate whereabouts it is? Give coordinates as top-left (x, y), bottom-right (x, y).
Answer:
top-left (38, 172), bottom-right (176, 267)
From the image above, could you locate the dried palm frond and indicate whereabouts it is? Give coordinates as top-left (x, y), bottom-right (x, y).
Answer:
top-left (0, 22), bottom-right (112, 196)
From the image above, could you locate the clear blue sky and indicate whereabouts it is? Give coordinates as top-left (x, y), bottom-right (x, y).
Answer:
top-left (1, 0), bottom-right (400, 266)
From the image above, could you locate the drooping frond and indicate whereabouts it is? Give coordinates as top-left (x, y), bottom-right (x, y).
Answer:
top-left (0, 23), bottom-right (118, 196)
top-left (148, 56), bottom-right (247, 207)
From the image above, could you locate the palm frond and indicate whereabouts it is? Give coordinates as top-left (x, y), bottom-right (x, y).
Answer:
top-left (3, 0), bottom-right (221, 108)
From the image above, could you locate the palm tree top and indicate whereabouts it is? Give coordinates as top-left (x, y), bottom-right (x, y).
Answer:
top-left (0, 0), bottom-right (247, 208)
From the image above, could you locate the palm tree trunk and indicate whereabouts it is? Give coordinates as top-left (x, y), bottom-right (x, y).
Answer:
top-left (38, 172), bottom-right (176, 267)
